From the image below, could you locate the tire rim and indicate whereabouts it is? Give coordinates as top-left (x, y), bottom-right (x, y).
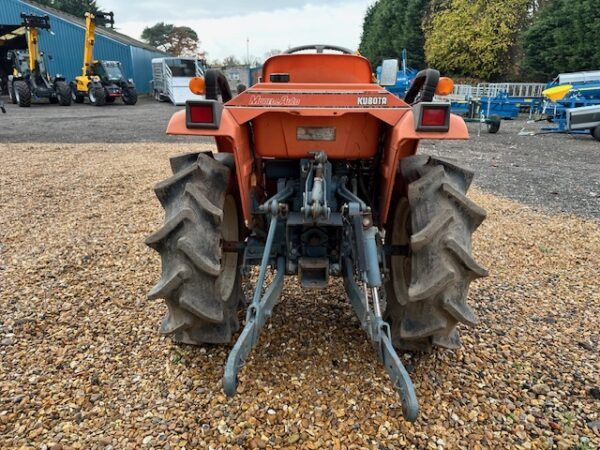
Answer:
top-left (216, 195), bottom-right (239, 301)
top-left (15, 86), bottom-right (20, 103)
top-left (390, 198), bottom-right (411, 305)
top-left (89, 88), bottom-right (96, 103)
top-left (71, 89), bottom-right (77, 101)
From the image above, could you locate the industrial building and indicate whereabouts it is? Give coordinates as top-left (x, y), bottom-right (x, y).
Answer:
top-left (0, 0), bottom-right (166, 94)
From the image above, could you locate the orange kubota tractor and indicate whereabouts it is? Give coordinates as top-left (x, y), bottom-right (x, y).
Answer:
top-left (146, 45), bottom-right (488, 421)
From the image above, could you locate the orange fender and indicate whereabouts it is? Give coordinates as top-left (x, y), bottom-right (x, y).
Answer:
top-left (379, 112), bottom-right (468, 224)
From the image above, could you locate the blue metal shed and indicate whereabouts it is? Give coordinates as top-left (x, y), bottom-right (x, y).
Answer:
top-left (0, 0), bottom-right (166, 93)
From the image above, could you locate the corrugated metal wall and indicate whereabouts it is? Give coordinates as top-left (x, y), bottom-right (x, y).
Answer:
top-left (130, 46), bottom-right (162, 94)
top-left (0, 0), bottom-right (164, 92)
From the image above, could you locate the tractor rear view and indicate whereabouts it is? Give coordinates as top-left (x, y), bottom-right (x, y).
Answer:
top-left (146, 46), bottom-right (488, 421)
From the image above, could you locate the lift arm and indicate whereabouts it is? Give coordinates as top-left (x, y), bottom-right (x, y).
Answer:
top-left (20, 14), bottom-right (50, 73)
top-left (81, 11), bottom-right (114, 76)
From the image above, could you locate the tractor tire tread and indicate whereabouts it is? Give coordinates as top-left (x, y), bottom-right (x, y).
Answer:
top-left (15, 81), bottom-right (31, 107)
top-left (90, 86), bottom-right (106, 106)
top-left (147, 152), bottom-right (242, 345)
top-left (385, 155), bottom-right (487, 352)
top-left (55, 81), bottom-right (72, 106)
top-left (122, 87), bottom-right (138, 105)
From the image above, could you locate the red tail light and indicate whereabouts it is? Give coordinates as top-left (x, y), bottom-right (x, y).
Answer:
top-left (186, 100), bottom-right (222, 129)
top-left (414, 102), bottom-right (450, 132)
top-left (190, 104), bottom-right (214, 123)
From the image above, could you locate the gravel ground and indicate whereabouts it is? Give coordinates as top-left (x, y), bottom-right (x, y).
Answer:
top-left (1, 99), bottom-right (598, 218)
top-left (1, 142), bottom-right (598, 449)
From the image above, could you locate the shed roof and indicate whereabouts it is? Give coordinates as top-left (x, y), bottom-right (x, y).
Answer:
top-left (21, 0), bottom-right (167, 54)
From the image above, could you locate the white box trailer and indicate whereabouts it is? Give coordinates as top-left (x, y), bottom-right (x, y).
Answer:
top-left (151, 57), bottom-right (206, 105)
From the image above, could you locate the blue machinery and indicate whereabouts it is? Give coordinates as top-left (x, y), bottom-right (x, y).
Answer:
top-left (520, 70), bottom-right (600, 139)
top-left (377, 50), bottom-right (600, 140)
top-left (449, 83), bottom-right (546, 120)
top-left (376, 51), bottom-right (544, 133)
top-left (375, 49), bottom-right (417, 98)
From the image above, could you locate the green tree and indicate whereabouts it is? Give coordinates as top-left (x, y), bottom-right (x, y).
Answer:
top-left (141, 22), bottom-right (174, 50)
top-left (521, 0), bottom-right (600, 81)
top-left (166, 26), bottom-right (199, 56)
top-left (359, 0), bottom-right (428, 69)
top-left (424, 0), bottom-right (531, 80)
top-left (35, 0), bottom-right (99, 17)
top-left (141, 23), bottom-right (199, 56)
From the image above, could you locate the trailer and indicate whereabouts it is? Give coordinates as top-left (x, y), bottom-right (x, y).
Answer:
top-left (520, 70), bottom-right (600, 140)
top-left (151, 57), bottom-right (206, 105)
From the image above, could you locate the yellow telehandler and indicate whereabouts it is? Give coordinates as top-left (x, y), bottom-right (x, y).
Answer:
top-left (71, 11), bottom-right (137, 106)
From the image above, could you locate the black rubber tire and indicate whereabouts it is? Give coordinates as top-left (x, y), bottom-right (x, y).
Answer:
top-left (486, 115), bottom-right (501, 134)
top-left (55, 81), bottom-right (72, 106)
top-left (122, 87), bottom-right (138, 105)
top-left (14, 80), bottom-right (31, 107)
top-left (146, 152), bottom-right (244, 345)
top-left (592, 126), bottom-right (600, 142)
top-left (8, 80), bottom-right (17, 104)
top-left (384, 155), bottom-right (488, 351)
top-left (89, 86), bottom-right (106, 106)
top-left (71, 84), bottom-right (85, 104)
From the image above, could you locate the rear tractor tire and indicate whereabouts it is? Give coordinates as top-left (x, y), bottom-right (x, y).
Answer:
top-left (14, 80), bottom-right (31, 107)
top-left (384, 155), bottom-right (488, 352)
top-left (146, 152), bottom-right (244, 345)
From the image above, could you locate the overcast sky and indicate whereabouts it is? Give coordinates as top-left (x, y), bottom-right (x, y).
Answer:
top-left (100, 0), bottom-right (375, 62)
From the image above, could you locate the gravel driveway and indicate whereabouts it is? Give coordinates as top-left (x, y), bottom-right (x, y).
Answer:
top-left (0, 142), bottom-right (598, 449)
